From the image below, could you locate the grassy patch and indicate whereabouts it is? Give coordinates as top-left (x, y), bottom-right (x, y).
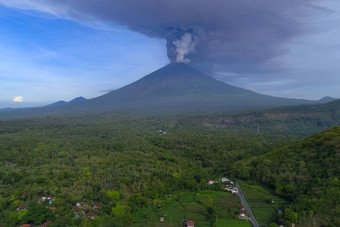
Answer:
top-left (216, 218), bottom-right (251, 227)
top-left (240, 181), bottom-right (289, 226)
top-left (133, 190), bottom-right (251, 226)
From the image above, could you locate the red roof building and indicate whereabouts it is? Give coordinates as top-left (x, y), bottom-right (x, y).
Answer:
top-left (186, 220), bottom-right (195, 227)
top-left (41, 221), bottom-right (53, 226)
top-left (17, 204), bottom-right (26, 211)
top-left (239, 207), bottom-right (246, 216)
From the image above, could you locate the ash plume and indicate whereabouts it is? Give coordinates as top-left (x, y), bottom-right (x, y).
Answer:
top-left (167, 28), bottom-right (198, 63)
top-left (2, 0), bottom-right (320, 75)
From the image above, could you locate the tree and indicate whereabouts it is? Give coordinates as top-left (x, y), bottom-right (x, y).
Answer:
top-left (17, 209), bottom-right (28, 221)
top-left (22, 204), bottom-right (54, 225)
top-left (284, 208), bottom-right (298, 223)
top-left (107, 190), bottom-right (120, 201)
top-left (206, 207), bottom-right (216, 226)
top-left (111, 204), bottom-right (131, 217)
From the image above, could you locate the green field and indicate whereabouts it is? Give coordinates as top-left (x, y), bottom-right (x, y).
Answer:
top-left (240, 181), bottom-right (289, 226)
top-left (132, 190), bottom-right (251, 227)
top-left (216, 218), bottom-right (250, 227)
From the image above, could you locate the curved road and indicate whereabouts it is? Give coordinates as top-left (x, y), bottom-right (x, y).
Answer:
top-left (235, 182), bottom-right (260, 227)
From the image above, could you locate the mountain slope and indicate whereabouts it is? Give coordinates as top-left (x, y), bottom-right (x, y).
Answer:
top-left (0, 63), bottom-right (333, 119)
top-left (236, 126), bottom-right (340, 225)
top-left (75, 63), bottom-right (317, 114)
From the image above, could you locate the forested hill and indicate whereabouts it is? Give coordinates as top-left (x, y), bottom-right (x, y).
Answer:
top-left (236, 126), bottom-right (340, 226)
top-left (202, 99), bottom-right (340, 137)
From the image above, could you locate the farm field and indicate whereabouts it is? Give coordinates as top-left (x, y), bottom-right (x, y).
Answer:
top-left (239, 181), bottom-right (289, 226)
top-left (132, 190), bottom-right (251, 227)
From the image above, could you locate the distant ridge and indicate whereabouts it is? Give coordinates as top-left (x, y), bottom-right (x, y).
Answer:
top-left (0, 63), bottom-right (337, 119)
top-left (0, 108), bottom-right (14, 113)
top-left (46, 96), bottom-right (86, 107)
top-left (318, 96), bottom-right (338, 103)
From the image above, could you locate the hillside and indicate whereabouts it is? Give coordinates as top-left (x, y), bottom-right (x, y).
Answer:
top-left (84, 63), bottom-right (316, 113)
top-left (236, 127), bottom-right (340, 226)
top-left (202, 99), bottom-right (340, 137)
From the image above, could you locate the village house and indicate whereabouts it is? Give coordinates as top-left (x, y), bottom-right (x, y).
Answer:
top-left (232, 188), bottom-right (238, 195)
top-left (221, 177), bottom-right (229, 183)
top-left (47, 196), bottom-right (54, 204)
top-left (85, 212), bottom-right (96, 220)
top-left (157, 129), bottom-right (167, 134)
top-left (17, 204), bottom-right (26, 211)
top-left (92, 205), bottom-right (103, 211)
top-left (41, 221), bottom-right (53, 226)
top-left (185, 220), bottom-right (195, 227)
top-left (239, 207), bottom-right (249, 220)
top-left (208, 180), bottom-right (215, 185)
top-left (224, 186), bottom-right (238, 195)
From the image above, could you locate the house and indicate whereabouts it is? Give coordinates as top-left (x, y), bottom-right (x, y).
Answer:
top-left (93, 205), bottom-right (103, 211)
top-left (20, 225), bottom-right (31, 227)
top-left (157, 129), bottom-right (167, 134)
top-left (239, 208), bottom-right (246, 217)
top-left (160, 217), bottom-right (164, 222)
top-left (232, 188), bottom-right (238, 195)
top-left (17, 204), bottom-right (26, 211)
top-left (221, 177), bottom-right (229, 183)
top-left (85, 212), bottom-right (96, 220)
top-left (49, 207), bottom-right (56, 212)
top-left (239, 208), bottom-right (249, 220)
top-left (41, 221), bottom-right (53, 226)
top-left (224, 186), bottom-right (231, 191)
top-left (208, 180), bottom-right (215, 185)
top-left (47, 196), bottom-right (54, 204)
top-left (185, 220), bottom-right (195, 227)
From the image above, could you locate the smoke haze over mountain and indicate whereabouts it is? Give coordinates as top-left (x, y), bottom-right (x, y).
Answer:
top-left (0, 0), bottom-right (319, 73)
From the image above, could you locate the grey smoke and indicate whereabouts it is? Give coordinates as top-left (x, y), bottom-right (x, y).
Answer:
top-left (4, 0), bottom-right (323, 75)
top-left (166, 28), bottom-right (198, 63)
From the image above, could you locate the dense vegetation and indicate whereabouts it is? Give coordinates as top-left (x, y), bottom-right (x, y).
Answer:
top-left (202, 100), bottom-right (340, 137)
top-left (0, 114), bottom-right (289, 226)
top-left (0, 112), bottom-right (338, 226)
top-left (237, 126), bottom-right (340, 226)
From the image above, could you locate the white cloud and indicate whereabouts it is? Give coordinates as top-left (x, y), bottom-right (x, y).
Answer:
top-left (13, 96), bottom-right (23, 102)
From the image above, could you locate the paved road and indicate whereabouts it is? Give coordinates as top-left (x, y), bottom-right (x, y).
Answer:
top-left (235, 182), bottom-right (260, 227)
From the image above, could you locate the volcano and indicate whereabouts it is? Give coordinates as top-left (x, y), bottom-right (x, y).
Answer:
top-left (0, 63), bottom-right (328, 118)
top-left (74, 63), bottom-right (316, 114)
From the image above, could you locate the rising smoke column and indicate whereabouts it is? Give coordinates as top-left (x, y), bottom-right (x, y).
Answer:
top-left (166, 28), bottom-right (198, 63)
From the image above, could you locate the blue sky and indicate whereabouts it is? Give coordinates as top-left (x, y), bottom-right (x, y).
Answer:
top-left (0, 5), bottom-right (169, 108)
top-left (0, 1), bottom-right (339, 108)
